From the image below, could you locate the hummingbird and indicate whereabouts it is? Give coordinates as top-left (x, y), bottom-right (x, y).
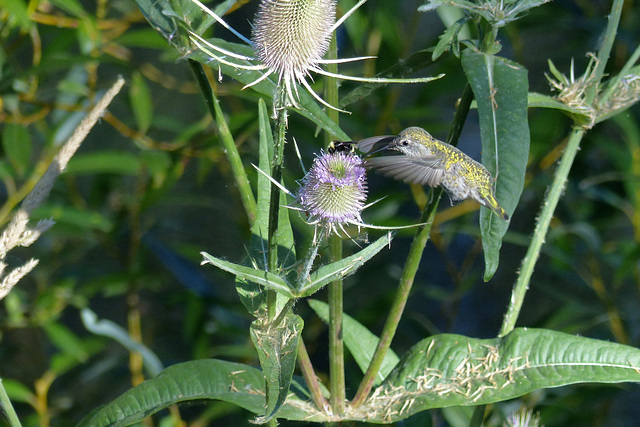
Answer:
top-left (357, 127), bottom-right (509, 220)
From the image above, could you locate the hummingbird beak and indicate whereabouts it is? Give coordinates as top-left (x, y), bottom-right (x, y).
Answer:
top-left (356, 135), bottom-right (396, 156)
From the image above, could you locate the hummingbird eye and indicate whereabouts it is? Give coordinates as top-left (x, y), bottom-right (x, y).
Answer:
top-left (401, 139), bottom-right (409, 146)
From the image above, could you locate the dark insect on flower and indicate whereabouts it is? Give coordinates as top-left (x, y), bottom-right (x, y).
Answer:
top-left (327, 140), bottom-right (356, 154)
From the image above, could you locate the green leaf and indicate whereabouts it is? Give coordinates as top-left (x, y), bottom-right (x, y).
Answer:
top-left (461, 51), bottom-right (529, 280)
top-left (299, 232), bottom-right (393, 296)
top-left (134, 0), bottom-right (178, 38)
top-left (251, 312), bottom-right (303, 423)
top-left (356, 328), bottom-right (640, 423)
top-left (2, 123), bottom-right (31, 177)
top-left (419, 0), bottom-right (551, 27)
top-left (201, 252), bottom-right (294, 298)
top-left (528, 92), bottom-right (593, 125)
top-left (78, 359), bottom-right (327, 426)
top-left (81, 308), bottom-right (164, 377)
top-left (308, 299), bottom-right (399, 385)
top-left (2, 379), bottom-right (35, 404)
top-left (49, 0), bottom-right (87, 18)
top-left (129, 71), bottom-right (153, 133)
top-left (31, 205), bottom-right (113, 232)
top-left (65, 151), bottom-right (141, 175)
top-left (0, 0), bottom-right (32, 30)
top-left (432, 18), bottom-right (467, 61)
top-left (234, 100), bottom-right (271, 315)
top-left (43, 321), bottom-right (89, 363)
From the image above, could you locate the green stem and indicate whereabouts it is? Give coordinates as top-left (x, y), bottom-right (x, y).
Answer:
top-left (324, 34), bottom-right (346, 416)
top-left (0, 378), bottom-right (22, 427)
top-left (351, 189), bottom-right (441, 408)
top-left (297, 339), bottom-right (330, 414)
top-left (328, 235), bottom-right (345, 415)
top-left (587, 0), bottom-right (623, 103)
top-left (499, 126), bottom-right (586, 337)
top-left (351, 83), bottom-right (474, 408)
top-left (267, 87), bottom-right (288, 321)
top-left (188, 60), bottom-right (257, 225)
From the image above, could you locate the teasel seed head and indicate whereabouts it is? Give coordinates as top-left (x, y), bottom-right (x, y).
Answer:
top-left (252, 0), bottom-right (336, 85)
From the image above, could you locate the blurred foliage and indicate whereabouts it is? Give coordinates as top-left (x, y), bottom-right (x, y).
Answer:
top-left (1, 0), bottom-right (640, 425)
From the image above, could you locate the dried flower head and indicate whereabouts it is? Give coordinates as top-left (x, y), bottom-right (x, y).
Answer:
top-left (546, 55), bottom-right (599, 127)
top-left (298, 149), bottom-right (367, 237)
top-left (188, 0), bottom-right (442, 111)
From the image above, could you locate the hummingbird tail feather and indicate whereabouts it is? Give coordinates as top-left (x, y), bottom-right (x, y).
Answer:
top-left (481, 194), bottom-right (509, 221)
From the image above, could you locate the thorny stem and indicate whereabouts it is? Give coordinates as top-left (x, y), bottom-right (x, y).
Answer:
top-left (351, 188), bottom-right (441, 408)
top-left (267, 87), bottom-right (288, 321)
top-left (0, 377), bottom-right (22, 427)
top-left (352, 85), bottom-right (474, 408)
top-left (499, 0), bottom-right (623, 337)
top-left (324, 34), bottom-right (346, 416)
top-left (499, 126), bottom-right (586, 337)
top-left (587, 0), bottom-right (624, 104)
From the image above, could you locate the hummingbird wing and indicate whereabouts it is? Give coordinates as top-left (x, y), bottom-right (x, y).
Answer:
top-left (365, 155), bottom-right (446, 187)
top-left (356, 135), bottom-right (395, 154)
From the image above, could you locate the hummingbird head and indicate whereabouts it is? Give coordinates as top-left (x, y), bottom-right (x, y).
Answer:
top-left (388, 127), bottom-right (435, 157)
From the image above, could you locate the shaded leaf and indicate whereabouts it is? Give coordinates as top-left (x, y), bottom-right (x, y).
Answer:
top-left (308, 299), bottom-right (399, 385)
top-left (1, 123), bottom-right (31, 177)
top-left (0, 0), bottom-right (32, 30)
top-left (43, 321), bottom-right (88, 363)
top-left (32, 205), bottom-right (113, 232)
top-left (419, 0), bottom-right (551, 27)
top-left (461, 51), bottom-right (529, 280)
top-left (65, 151), bottom-right (141, 175)
top-left (2, 379), bottom-right (35, 404)
top-left (129, 71), bottom-right (153, 133)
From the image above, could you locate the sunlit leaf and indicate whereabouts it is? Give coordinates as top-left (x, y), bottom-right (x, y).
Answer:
top-left (356, 328), bottom-right (640, 423)
top-left (202, 252), bottom-right (294, 297)
top-left (299, 232), bottom-right (393, 296)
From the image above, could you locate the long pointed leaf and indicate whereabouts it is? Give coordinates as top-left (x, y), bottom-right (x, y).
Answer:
top-left (356, 328), bottom-right (640, 423)
top-left (462, 51), bottom-right (529, 280)
top-left (78, 359), bottom-right (327, 426)
top-left (201, 251), bottom-right (294, 298)
top-left (299, 232), bottom-right (393, 297)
